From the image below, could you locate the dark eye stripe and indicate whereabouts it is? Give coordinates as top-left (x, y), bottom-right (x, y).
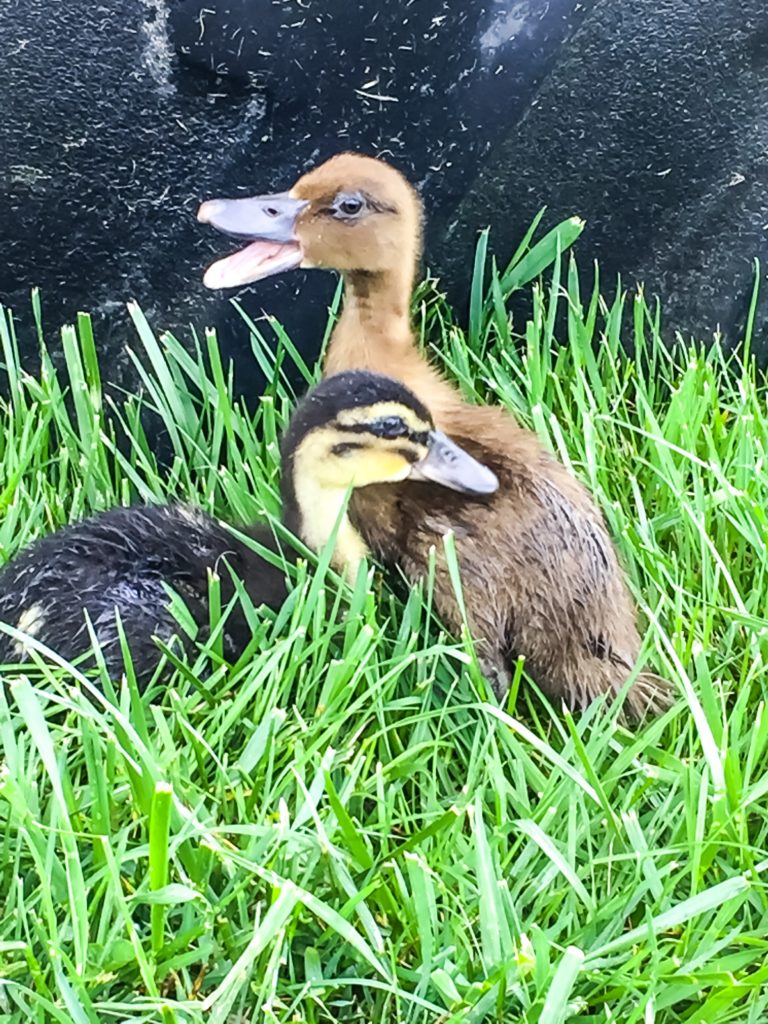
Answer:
top-left (371, 416), bottom-right (409, 438)
top-left (332, 441), bottom-right (365, 456)
top-left (335, 422), bottom-right (430, 445)
top-left (336, 422), bottom-right (377, 435)
top-left (397, 447), bottom-right (419, 463)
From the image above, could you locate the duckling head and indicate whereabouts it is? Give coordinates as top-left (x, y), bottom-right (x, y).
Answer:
top-left (198, 153), bottom-right (422, 290)
top-left (282, 370), bottom-right (498, 576)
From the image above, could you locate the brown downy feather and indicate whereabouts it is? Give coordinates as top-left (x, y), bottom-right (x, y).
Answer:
top-left (295, 155), bottom-right (671, 718)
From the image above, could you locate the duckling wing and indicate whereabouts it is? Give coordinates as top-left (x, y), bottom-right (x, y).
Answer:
top-left (348, 459), bottom-right (664, 716)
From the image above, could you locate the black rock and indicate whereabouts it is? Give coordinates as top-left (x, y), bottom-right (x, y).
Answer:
top-left (1, 0), bottom-right (766, 406)
top-left (433, 0), bottom-right (768, 351)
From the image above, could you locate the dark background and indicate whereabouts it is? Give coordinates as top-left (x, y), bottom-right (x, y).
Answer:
top-left (2, 0), bottom-right (767, 400)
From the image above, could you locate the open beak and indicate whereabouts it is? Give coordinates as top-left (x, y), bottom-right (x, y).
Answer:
top-left (409, 431), bottom-right (499, 496)
top-left (197, 193), bottom-right (307, 289)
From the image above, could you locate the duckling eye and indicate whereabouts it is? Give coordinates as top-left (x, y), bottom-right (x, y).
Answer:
top-left (333, 193), bottom-right (366, 219)
top-left (371, 415), bottom-right (409, 439)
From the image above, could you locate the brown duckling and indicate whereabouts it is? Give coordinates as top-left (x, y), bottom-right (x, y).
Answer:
top-left (0, 370), bottom-right (496, 687)
top-left (198, 153), bottom-right (671, 717)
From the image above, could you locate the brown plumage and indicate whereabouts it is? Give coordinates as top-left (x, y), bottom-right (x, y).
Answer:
top-left (199, 153), bottom-right (672, 717)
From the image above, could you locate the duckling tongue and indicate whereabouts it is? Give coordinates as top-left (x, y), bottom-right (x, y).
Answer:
top-left (202, 240), bottom-right (302, 290)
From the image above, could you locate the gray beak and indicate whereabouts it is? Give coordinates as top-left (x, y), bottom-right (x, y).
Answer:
top-left (197, 193), bottom-right (308, 243)
top-left (409, 431), bottom-right (499, 496)
top-left (197, 193), bottom-right (309, 290)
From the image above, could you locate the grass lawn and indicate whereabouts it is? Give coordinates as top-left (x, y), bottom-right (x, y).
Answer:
top-left (1, 223), bottom-right (767, 1023)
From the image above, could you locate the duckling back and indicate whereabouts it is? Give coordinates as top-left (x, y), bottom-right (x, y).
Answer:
top-left (0, 504), bottom-right (287, 688)
top-left (349, 408), bottom-right (670, 719)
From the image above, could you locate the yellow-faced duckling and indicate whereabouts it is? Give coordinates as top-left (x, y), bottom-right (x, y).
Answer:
top-left (0, 370), bottom-right (496, 687)
top-left (198, 153), bottom-right (671, 718)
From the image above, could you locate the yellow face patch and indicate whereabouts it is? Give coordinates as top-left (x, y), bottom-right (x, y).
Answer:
top-left (286, 400), bottom-right (431, 579)
top-left (294, 425), bottom-right (426, 491)
top-left (345, 448), bottom-right (412, 487)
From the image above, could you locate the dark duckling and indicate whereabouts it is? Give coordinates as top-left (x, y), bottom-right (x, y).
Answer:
top-left (198, 152), bottom-right (671, 718)
top-left (0, 370), bottom-right (496, 686)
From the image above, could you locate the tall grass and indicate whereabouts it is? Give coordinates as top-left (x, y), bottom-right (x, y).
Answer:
top-left (0, 227), bottom-right (767, 1023)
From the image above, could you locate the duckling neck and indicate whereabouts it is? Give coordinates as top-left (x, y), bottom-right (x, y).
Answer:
top-left (324, 268), bottom-right (462, 425)
top-left (283, 469), bottom-right (367, 582)
top-left (325, 269), bottom-right (415, 373)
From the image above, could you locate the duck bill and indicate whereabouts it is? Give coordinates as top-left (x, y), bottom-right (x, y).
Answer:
top-left (409, 431), bottom-right (499, 496)
top-left (197, 193), bottom-right (307, 289)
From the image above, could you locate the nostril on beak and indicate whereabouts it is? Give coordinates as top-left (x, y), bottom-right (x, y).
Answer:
top-left (265, 207), bottom-right (279, 217)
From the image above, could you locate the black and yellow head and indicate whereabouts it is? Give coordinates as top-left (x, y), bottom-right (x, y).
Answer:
top-left (283, 370), bottom-right (498, 494)
top-left (280, 371), bottom-right (498, 573)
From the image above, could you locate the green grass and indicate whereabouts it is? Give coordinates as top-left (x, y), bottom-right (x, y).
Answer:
top-left (1, 225), bottom-right (768, 1023)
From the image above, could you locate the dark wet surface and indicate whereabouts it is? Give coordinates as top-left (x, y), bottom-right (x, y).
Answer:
top-left (1, 0), bottom-right (767, 404)
top-left (434, 0), bottom-right (768, 346)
